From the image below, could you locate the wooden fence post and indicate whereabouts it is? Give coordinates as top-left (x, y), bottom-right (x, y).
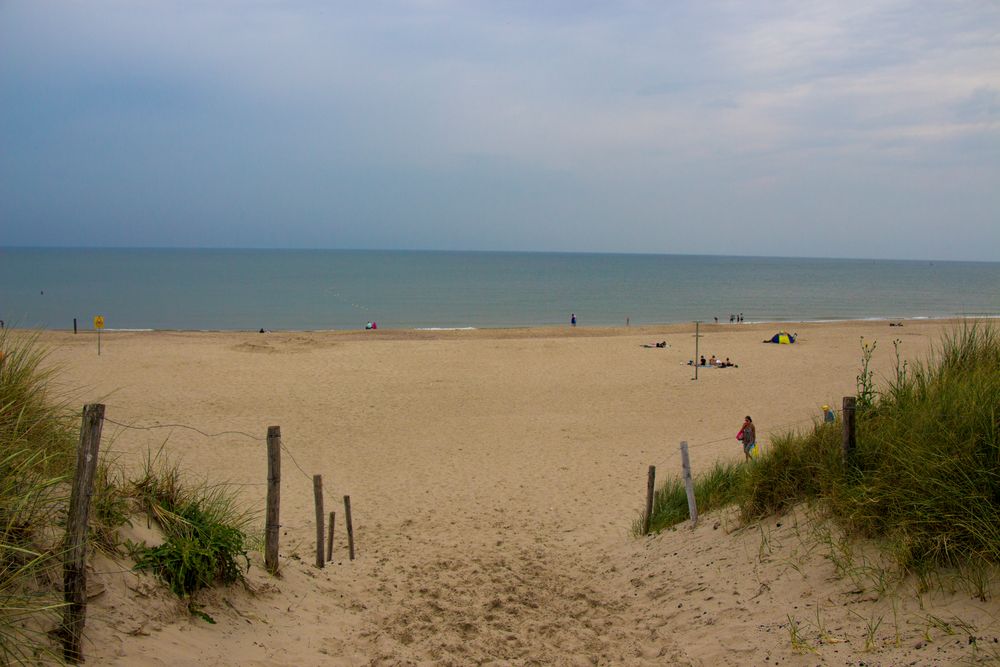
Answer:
top-left (842, 396), bottom-right (856, 464)
top-left (313, 475), bottom-right (324, 569)
top-left (680, 441), bottom-right (698, 528)
top-left (265, 426), bottom-right (281, 575)
top-left (326, 512), bottom-right (335, 562)
top-left (642, 465), bottom-right (656, 535)
top-left (61, 403), bottom-right (105, 663)
top-left (344, 495), bottom-right (355, 561)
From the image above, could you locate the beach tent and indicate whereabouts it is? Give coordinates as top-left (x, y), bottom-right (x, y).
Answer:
top-left (766, 332), bottom-right (795, 344)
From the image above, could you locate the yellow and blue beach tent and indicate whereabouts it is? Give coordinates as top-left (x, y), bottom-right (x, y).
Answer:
top-left (766, 332), bottom-right (795, 344)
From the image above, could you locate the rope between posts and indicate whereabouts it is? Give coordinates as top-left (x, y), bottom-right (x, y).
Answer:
top-left (103, 416), bottom-right (317, 485)
top-left (651, 407), bottom-right (846, 471)
top-left (280, 442), bottom-right (313, 482)
top-left (103, 417), bottom-right (264, 442)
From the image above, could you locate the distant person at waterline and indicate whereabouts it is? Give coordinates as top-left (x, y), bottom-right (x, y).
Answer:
top-left (570, 313), bottom-right (576, 327)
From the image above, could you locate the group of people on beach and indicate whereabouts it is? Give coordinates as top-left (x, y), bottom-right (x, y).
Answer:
top-left (690, 354), bottom-right (736, 368)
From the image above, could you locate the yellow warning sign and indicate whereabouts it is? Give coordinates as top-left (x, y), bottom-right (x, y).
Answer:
top-left (93, 316), bottom-right (105, 330)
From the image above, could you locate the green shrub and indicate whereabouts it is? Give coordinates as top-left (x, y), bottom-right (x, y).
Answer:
top-left (129, 455), bottom-right (253, 599)
top-left (131, 501), bottom-right (250, 598)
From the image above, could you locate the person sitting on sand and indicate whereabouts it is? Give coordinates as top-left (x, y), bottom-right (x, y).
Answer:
top-left (724, 357), bottom-right (733, 367)
top-left (700, 355), bottom-right (706, 366)
top-left (708, 354), bottom-right (717, 365)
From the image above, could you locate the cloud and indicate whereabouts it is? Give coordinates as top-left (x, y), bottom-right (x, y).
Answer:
top-left (1, 0), bottom-right (998, 259)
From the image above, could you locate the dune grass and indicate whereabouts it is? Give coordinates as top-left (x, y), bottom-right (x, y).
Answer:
top-left (642, 323), bottom-right (1000, 574)
top-left (128, 451), bottom-right (255, 601)
top-left (0, 330), bottom-right (76, 663)
top-left (637, 460), bottom-right (745, 534)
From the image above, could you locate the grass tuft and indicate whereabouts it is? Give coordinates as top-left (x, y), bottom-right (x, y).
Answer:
top-left (128, 452), bottom-right (255, 599)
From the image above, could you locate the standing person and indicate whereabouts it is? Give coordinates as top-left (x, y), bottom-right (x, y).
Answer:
top-left (738, 416), bottom-right (756, 461)
top-left (571, 313), bottom-right (577, 327)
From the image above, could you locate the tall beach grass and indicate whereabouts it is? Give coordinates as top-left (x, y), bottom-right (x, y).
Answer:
top-left (0, 330), bottom-right (75, 662)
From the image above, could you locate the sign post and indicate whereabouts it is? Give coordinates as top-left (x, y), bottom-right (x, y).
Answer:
top-left (693, 320), bottom-right (701, 381)
top-left (93, 316), bottom-right (104, 356)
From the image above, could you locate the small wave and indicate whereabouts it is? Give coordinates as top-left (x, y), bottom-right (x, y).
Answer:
top-left (414, 327), bottom-right (477, 331)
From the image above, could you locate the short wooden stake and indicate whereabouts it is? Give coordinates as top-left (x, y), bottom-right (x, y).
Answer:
top-left (265, 426), bottom-right (281, 575)
top-left (680, 441), bottom-right (698, 528)
top-left (313, 475), bottom-right (325, 569)
top-left (61, 403), bottom-right (105, 664)
top-left (73, 318), bottom-right (77, 334)
top-left (326, 512), bottom-right (335, 562)
top-left (842, 396), bottom-right (857, 464)
top-left (642, 465), bottom-right (655, 535)
top-left (344, 495), bottom-right (355, 561)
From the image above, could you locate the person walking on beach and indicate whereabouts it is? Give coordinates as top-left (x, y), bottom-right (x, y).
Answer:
top-left (571, 313), bottom-right (577, 327)
top-left (738, 416), bottom-right (756, 461)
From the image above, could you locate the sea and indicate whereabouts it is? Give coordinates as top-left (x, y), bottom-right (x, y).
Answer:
top-left (1, 248), bottom-right (998, 331)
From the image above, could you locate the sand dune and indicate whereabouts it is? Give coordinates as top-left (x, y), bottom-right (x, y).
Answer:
top-left (38, 319), bottom-right (1000, 665)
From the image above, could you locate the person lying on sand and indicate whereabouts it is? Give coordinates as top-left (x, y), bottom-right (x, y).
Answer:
top-left (641, 341), bottom-right (668, 348)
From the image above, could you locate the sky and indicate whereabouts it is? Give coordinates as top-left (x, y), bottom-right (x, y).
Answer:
top-left (1, 1), bottom-right (999, 261)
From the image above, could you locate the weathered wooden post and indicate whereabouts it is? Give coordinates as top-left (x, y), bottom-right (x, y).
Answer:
top-left (642, 465), bottom-right (656, 535)
top-left (61, 403), bottom-right (105, 663)
top-left (680, 441), bottom-right (698, 528)
top-left (313, 475), bottom-right (324, 569)
top-left (344, 495), bottom-right (355, 561)
top-left (73, 318), bottom-right (77, 334)
top-left (326, 512), bottom-right (335, 562)
top-left (842, 396), bottom-right (857, 464)
top-left (265, 426), bottom-right (281, 575)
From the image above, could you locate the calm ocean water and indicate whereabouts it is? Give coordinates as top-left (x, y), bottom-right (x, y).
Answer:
top-left (1, 248), bottom-right (998, 330)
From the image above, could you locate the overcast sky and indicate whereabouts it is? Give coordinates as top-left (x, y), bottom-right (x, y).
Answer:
top-left (2, 1), bottom-right (998, 260)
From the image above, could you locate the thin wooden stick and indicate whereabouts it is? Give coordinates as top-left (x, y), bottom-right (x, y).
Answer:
top-left (642, 465), bottom-right (655, 535)
top-left (265, 426), bottom-right (281, 575)
top-left (344, 495), bottom-right (355, 561)
top-left (680, 441), bottom-right (698, 528)
top-left (842, 396), bottom-right (857, 464)
top-left (313, 474), bottom-right (324, 569)
top-left (61, 404), bottom-right (105, 664)
top-left (326, 512), bottom-right (335, 562)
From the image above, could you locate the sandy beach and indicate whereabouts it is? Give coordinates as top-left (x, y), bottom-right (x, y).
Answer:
top-left (37, 319), bottom-right (1000, 665)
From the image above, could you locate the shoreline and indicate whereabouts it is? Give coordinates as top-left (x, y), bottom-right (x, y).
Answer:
top-left (14, 313), bottom-right (999, 336)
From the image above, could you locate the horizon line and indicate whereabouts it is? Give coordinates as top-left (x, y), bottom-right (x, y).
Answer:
top-left (2, 244), bottom-right (997, 265)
